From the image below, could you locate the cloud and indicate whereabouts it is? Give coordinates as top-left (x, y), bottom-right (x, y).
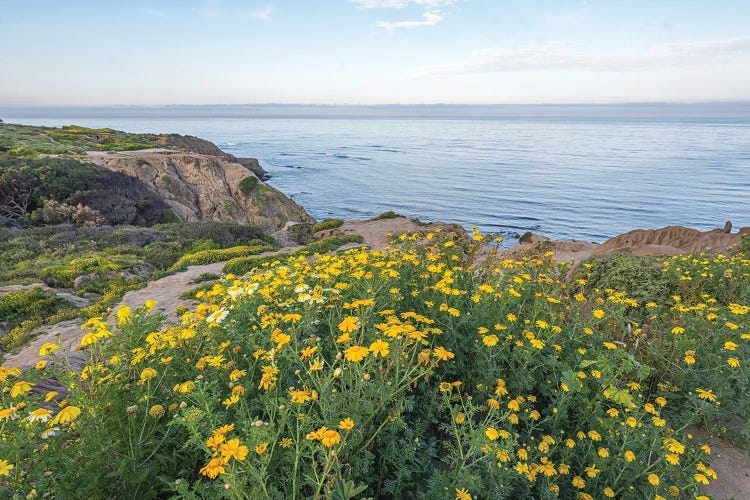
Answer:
top-left (241, 5), bottom-right (272, 20)
top-left (198, 2), bottom-right (272, 21)
top-left (415, 37), bottom-right (750, 77)
top-left (350, 0), bottom-right (456, 8)
top-left (377, 11), bottom-right (443, 30)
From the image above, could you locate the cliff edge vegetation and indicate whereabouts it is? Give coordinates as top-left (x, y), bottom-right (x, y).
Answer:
top-left (0, 123), bottom-right (314, 351)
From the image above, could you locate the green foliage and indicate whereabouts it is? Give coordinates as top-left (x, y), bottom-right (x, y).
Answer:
top-left (181, 282), bottom-right (217, 300)
top-left (3, 234), bottom-right (746, 497)
top-left (370, 210), bottom-right (401, 221)
top-left (238, 175), bottom-right (259, 195)
top-left (312, 219), bottom-right (344, 233)
top-left (0, 153), bottom-right (172, 226)
top-left (302, 235), bottom-right (363, 255)
top-left (168, 244), bottom-right (274, 272)
top-left (223, 235), bottom-right (364, 275)
top-left (0, 287), bottom-right (65, 326)
top-left (576, 253), bottom-right (679, 322)
top-left (41, 255), bottom-right (137, 288)
top-left (0, 223), bottom-right (273, 351)
top-left (194, 272), bottom-right (221, 284)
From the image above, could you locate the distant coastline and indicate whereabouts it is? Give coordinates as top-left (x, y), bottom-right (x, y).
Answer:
top-left (3, 102), bottom-right (750, 120)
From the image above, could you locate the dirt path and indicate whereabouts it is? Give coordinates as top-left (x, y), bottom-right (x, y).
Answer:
top-left (336, 217), bottom-right (465, 251)
top-left (2, 261), bottom-right (225, 371)
top-left (689, 424), bottom-right (750, 500)
top-left (1, 219), bottom-right (448, 371)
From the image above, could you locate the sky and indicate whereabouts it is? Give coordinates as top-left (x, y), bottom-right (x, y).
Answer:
top-left (1, 0), bottom-right (750, 106)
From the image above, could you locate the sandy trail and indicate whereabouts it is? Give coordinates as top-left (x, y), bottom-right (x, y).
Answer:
top-left (2, 261), bottom-right (226, 371)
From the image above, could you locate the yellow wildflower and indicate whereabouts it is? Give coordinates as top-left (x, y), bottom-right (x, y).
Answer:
top-left (39, 342), bottom-right (59, 356)
top-left (10, 381), bottom-right (33, 398)
top-left (339, 418), bottom-right (354, 430)
top-left (220, 438), bottom-right (249, 461)
top-left (321, 429), bottom-right (341, 447)
top-left (724, 341), bottom-right (738, 351)
top-left (0, 460), bottom-right (14, 477)
top-left (148, 405), bottom-right (165, 419)
top-left (455, 488), bottom-right (472, 500)
top-left (199, 457), bottom-right (225, 479)
top-left (138, 367), bottom-right (157, 385)
top-left (696, 388), bottom-right (717, 402)
top-left (116, 305), bottom-right (131, 325)
top-left (258, 365), bottom-right (279, 391)
top-left (51, 406), bottom-right (81, 425)
top-left (344, 345), bottom-right (369, 362)
top-left (433, 346), bottom-right (455, 361)
top-left (338, 316), bottom-right (359, 333)
top-left (369, 339), bottom-right (390, 358)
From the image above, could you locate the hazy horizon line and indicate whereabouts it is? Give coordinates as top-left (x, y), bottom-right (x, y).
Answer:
top-left (3, 101), bottom-right (750, 119)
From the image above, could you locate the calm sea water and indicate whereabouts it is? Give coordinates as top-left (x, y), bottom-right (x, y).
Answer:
top-left (6, 116), bottom-right (750, 243)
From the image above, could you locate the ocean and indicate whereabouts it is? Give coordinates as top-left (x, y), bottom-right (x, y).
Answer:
top-left (4, 115), bottom-right (750, 244)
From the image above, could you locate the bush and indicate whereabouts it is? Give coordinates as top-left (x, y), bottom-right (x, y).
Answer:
top-left (0, 154), bottom-right (173, 226)
top-left (223, 235), bottom-right (364, 275)
top-left (31, 199), bottom-right (105, 227)
top-left (169, 222), bottom-right (270, 247)
top-left (575, 253), bottom-right (679, 323)
top-left (2, 233), bottom-right (745, 497)
top-left (40, 255), bottom-right (138, 288)
top-left (371, 210), bottom-right (401, 221)
top-left (312, 219), bottom-right (344, 233)
top-left (238, 176), bottom-right (259, 195)
top-left (0, 287), bottom-right (65, 326)
top-left (168, 244), bottom-right (274, 272)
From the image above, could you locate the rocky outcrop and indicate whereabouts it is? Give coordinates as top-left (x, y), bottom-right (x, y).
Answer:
top-left (501, 223), bottom-right (747, 263)
top-left (591, 224), bottom-right (744, 256)
top-left (153, 134), bottom-right (268, 179)
top-left (87, 150), bottom-right (312, 232)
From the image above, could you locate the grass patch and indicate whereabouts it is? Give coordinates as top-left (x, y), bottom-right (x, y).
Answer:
top-left (0, 287), bottom-right (66, 330)
top-left (193, 272), bottom-right (221, 284)
top-left (312, 219), bottom-right (344, 232)
top-left (370, 210), bottom-right (402, 221)
top-left (223, 235), bottom-right (364, 275)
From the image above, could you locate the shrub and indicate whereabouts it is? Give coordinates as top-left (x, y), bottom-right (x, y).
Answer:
top-left (2, 232), bottom-right (744, 498)
top-left (168, 244), bottom-right (274, 272)
top-left (0, 154), bottom-right (173, 226)
top-left (312, 219), bottom-right (344, 233)
top-left (31, 199), bottom-right (105, 227)
top-left (223, 235), bottom-right (364, 275)
top-left (238, 175), bottom-right (259, 195)
top-left (576, 253), bottom-right (679, 322)
top-left (40, 255), bottom-right (138, 288)
top-left (0, 287), bottom-right (65, 326)
top-left (370, 210), bottom-right (401, 221)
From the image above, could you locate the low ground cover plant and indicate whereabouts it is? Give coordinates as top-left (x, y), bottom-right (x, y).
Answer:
top-left (1, 229), bottom-right (748, 498)
top-left (0, 223), bottom-right (272, 351)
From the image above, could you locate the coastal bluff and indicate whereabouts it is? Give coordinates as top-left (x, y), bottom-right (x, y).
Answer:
top-left (507, 222), bottom-right (748, 262)
top-left (0, 123), bottom-right (312, 232)
top-left (87, 148), bottom-right (311, 232)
